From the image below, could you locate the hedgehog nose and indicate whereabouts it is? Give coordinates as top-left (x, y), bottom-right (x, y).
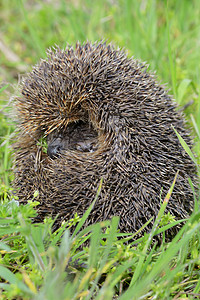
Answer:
top-left (47, 145), bottom-right (62, 159)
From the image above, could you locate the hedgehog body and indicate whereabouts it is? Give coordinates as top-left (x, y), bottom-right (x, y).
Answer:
top-left (13, 42), bottom-right (197, 235)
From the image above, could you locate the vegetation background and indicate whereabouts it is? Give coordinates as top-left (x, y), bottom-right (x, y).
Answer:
top-left (0, 0), bottom-right (200, 299)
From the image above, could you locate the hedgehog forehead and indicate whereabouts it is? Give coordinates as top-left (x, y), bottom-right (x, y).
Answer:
top-left (22, 42), bottom-right (142, 103)
top-left (19, 42), bottom-right (152, 136)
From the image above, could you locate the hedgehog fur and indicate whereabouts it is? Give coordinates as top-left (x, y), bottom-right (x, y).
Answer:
top-left (13, 41), bottom-right (197, 236)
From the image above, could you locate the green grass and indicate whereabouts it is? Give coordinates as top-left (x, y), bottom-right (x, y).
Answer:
top-left (0, 0), bottom-right (200, 299)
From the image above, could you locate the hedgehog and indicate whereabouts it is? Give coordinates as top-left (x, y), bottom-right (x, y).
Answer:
top-left (13, 41), bottom-right (197, 237)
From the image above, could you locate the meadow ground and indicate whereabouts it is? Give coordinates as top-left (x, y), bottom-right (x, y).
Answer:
top-left (0, 0), bottom-right (200, 299)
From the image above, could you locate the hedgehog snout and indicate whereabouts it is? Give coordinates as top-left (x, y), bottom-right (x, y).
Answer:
top-left (47, 139), bottom-right (63, 159)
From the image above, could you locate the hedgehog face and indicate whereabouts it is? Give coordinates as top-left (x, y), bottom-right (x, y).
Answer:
top-left (47, 120), bottom-right (98, 158)
top-left (13, 41), bottom-right (197, 238)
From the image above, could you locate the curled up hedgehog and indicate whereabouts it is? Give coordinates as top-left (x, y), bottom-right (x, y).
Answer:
top-left (13, 41), bottom-right (197, 237)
